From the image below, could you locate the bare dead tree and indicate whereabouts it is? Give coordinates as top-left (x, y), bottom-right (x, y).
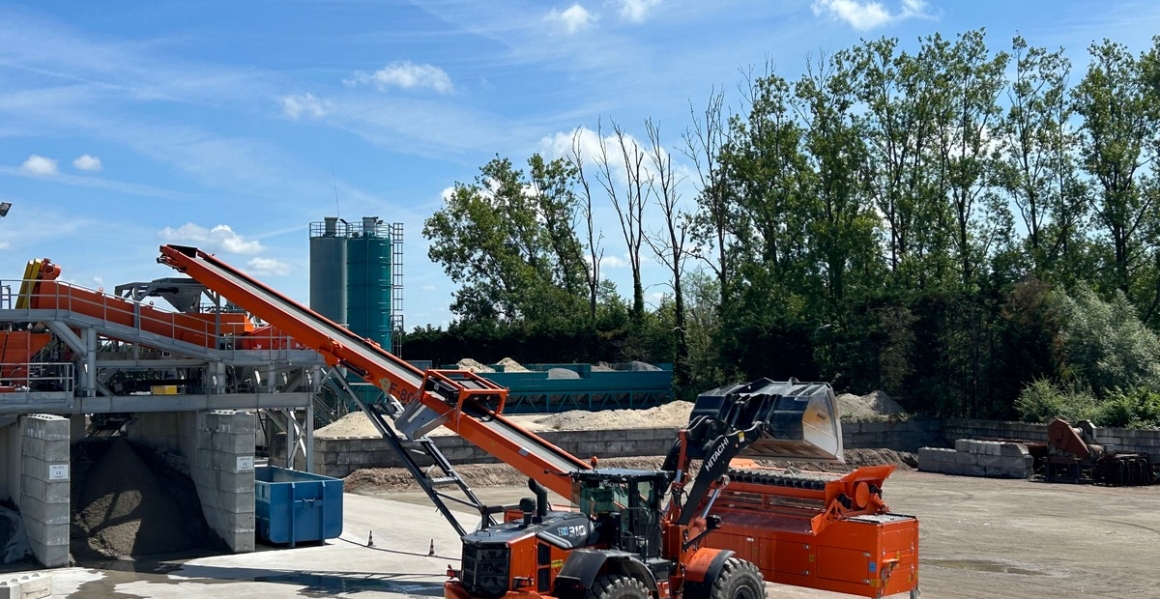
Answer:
top-left (643, 118), bottom-right (691, 390)
top-left (681, 87), bottom-right (733, 307)
top-left (594, 118), bottom-right (648, 325)
top-left (570, 129), bottom-right (605, 323)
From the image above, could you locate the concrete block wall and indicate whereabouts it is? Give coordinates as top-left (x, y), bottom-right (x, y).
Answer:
top-left (919, 440), bottom-right (1034, 479)
top-left (310, 427), bottom-right (681, 478)
top-left (944, 418), bottom-right (1160, 460)
top-left (18, 415), bottom-right (70, 567)
top-left (841, 419), bottom-right (942, 452)
top-left (181, 411), bottom-right (256, 553)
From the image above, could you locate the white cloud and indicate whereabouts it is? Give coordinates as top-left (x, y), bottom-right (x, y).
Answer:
top-left (158, 223), bottom-right (265, 254)
top-left (602, 255), bottom-right (629, 268)
top-left (20, 155), bottom-right (57, 176)
top-left (280, 93), bottom-right (328, 119)
top-left (0, 241), bottom-right (10, 250)
top-left (92, 276), bottom-right (105, 287)
top-left (546, 4), bottom-right (595, 34)
top-left (539, 126), bottom-right (662, 187)
top-left (618, 0), bottom-right (662, 23)
top-left (344, 62), bottom-right (454, 94)
top-left (246, 256), bottom-right (291, 276)
top-left (810, 0), bottom-right (932, 31)
top-left (422, 284), bottom-right (437, 292)
top-left (72, 154), bottom-right (103, 171)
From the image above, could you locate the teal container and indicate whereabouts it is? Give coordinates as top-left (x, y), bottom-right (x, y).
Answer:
top-left (255, 466), bottom-right (344, 547)
top-left (347, 217), bottom-right (392, 347)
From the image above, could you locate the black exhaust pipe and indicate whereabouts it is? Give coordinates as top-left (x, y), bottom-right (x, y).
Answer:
top-left (528, 478), bottom-right (548, 522)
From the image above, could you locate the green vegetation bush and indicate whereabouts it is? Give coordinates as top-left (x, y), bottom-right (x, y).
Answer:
top-left (1094, 388), bottom-right (1160, 429)
top-left (1053, 286), bottom-right (1160, 395)
top-left (1014, 379), bottom-right (1098, 423)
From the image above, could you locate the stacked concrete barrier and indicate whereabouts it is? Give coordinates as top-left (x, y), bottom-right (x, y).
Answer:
top-left (19, 415), bottom-right (70, 567)
top-left (0, 572), bottom-right (51, 599)
top-left (919, 439), bottom-right (1033, 479)
top-left (188, 411), bottom-right (257, 552)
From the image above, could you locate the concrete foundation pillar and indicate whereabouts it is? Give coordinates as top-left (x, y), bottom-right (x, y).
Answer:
top-left (181, 410), bottom-right (256, 553)
top-left (19, 414), bottom-right (70, 567)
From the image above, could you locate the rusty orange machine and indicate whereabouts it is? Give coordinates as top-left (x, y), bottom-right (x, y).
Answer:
top-left (155, 245), bottom-right (919, 599)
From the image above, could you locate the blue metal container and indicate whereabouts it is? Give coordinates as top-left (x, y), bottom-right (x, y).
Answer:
top-left (255, 466), bottom-right (344, 546)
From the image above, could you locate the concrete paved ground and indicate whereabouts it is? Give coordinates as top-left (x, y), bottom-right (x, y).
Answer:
top-left (25, 470), bottom-right (1160, 598)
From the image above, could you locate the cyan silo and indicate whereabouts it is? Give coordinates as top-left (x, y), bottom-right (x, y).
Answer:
top-left (346, 216), bottom-right (392, 347)
top-left (309, 217), bottom-right (348, 326)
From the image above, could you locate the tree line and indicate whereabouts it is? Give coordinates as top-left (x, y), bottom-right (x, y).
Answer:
top-left (408, 30), bottom-right (1160, 426)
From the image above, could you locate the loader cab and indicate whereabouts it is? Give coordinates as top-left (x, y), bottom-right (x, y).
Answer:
top-left (572, 469), bottom-right (670, 560)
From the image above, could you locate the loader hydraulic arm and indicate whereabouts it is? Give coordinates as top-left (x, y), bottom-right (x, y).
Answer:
top-left (157, 245), bottom-right (590, 499)
top-left (668, 417), bottom-right (761, 526)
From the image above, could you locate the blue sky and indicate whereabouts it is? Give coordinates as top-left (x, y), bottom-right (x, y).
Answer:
top-left (2, 0), bottom-right (1159, 328)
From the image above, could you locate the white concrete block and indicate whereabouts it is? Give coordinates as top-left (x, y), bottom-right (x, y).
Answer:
top-left (25, 539), bottom-right (68, 568)
top-left (20, 517), bottom-right (68, 547)
top-left (16, 477), bottom-right (68, 505)
top-left (17, 496), bottom-right (69, 527)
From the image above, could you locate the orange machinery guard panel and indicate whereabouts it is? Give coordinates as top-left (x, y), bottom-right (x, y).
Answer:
top-left (703, 464), bottom-right (919, 598)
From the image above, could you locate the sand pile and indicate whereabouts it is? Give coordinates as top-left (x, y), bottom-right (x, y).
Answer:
top-left (316, 411), bottom-right (381, 438)
top-left (496, 357), bottom-right (529, 372)
top-left (533, 401), bottom-right (694, 431)
top-left (316, 401), bottom-right (697, 439)
top-left (836, 390), bottom-right (906, 422)
top-left (456, 359), bottom-right (494, 373)
top-left (71, 439), bottom-right (220, 560)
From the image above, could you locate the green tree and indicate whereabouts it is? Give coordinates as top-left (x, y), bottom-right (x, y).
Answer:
top-left (994, 36), bottom-right (1089, 280)
top-left (1073, 39), bottom-right (1160, 317)
top-left (928, 30), bottom-right (1009, 289)
top-left (720, 67), bottom-right (811, 314)
top-left (423, 155), bottom-right (586, 322)
top-left (793, 50), bottom-right (883, 317)
top-left (849, 37), bottom-right (953, 291)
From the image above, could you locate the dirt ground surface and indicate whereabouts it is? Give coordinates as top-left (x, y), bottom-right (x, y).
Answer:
top-left (381, 471), bottom-right (1160, 599)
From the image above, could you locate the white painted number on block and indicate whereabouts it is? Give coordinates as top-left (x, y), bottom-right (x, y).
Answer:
top-left (236, 456), bottom-right (254, 471)
top-left (49, 464), bottom-right (69, 481)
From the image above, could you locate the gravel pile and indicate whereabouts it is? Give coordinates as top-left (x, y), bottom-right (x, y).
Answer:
top-left (533, 401), bottom-right (694, 431)
top-left (496, 357), bottom-right (529, 372)
top-left (456, 359), bottom-right (494, 373)
top-left (836, 390), bottom-right (907, 422)
top-left (70, 439), bottom-right (222, 561)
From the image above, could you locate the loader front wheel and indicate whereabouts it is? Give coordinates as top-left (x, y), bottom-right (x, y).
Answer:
top-left (709, 558), bottom-right (765, 599)
top-left (585, 575), bottom-right (649, 599)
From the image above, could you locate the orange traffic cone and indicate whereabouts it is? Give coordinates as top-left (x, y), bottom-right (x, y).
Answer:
top-left (428, 540), bottom-right (436, 557)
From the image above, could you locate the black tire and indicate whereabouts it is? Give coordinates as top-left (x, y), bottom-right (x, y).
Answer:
top-left (709, 558), bottom-right (765, 599)
top-left (585, 575), bottom-right (650, 599)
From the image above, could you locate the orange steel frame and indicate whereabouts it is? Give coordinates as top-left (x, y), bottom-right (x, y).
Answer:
top-left (158, 245), bottom-right (590, 499)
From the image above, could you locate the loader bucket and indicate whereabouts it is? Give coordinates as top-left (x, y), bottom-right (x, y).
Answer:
top-left (691, 378), bottom-right (844, 462)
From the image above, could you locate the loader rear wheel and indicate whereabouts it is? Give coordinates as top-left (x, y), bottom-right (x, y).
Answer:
top-left (586, 575), bottom-right (649, 599)
top-left (710, 558), bottom-right (765, 599)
